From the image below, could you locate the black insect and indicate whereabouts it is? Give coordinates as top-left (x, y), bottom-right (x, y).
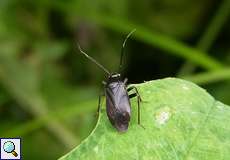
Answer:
top-left (78, 30), bottom-right (143, 132)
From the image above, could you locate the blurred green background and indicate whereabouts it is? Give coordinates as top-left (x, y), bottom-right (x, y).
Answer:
top-left (0, 0), bottom-right (230, 159)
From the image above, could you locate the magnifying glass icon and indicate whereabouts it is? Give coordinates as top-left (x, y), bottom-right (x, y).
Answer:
top-left (3, 141), bottom-right (18, 157)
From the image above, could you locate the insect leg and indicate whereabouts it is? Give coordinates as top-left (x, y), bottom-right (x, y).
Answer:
top-left (97, 94), bottom-right (103, 115)
top-left (127, 86), bottom-right (142, 101)
top-left (127, 86), bottom-right (144, 128)
top-left (128, 93), bottom-right (137, 99)
top-left (97, 85), bottom-right (105, 115)
top-left (123, 78), bottom-right (128, 84)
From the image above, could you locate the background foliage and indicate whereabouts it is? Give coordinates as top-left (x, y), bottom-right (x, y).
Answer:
top-left (0, 0), bottom-right (229, 159)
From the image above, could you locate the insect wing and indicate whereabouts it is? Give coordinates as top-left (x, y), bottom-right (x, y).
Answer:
top-left (105, 81), bottom-right (131, 131)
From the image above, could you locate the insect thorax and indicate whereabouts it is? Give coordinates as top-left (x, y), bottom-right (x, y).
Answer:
top-left (107, 73), bottom-right (121, 83)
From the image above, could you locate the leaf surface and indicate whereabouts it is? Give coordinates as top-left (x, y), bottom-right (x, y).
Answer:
top-left (59, 78), bottom-right (230, 160)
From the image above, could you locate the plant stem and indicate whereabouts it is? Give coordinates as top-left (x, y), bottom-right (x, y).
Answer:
top-left (0, 59), bottom-right (78, 150)
top-left (86, 14), bottom-right (224, 71)
top-left (177, 0), bottom-right (230, 76)
top-left (1, 99), bottom-right (97, 137)
top-left (182, 68), bottom-right (230, 85)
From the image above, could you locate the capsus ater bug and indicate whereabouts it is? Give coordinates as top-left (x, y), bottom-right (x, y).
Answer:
top-left (77, 29), bottom-right (143, 132)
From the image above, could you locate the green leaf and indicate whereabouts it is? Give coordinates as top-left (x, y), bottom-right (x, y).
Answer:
top-left (59, 78), bottom-right (230, 160)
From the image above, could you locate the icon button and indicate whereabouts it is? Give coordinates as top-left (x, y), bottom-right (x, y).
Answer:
top-left (0, 138), bottom-right (21, 160)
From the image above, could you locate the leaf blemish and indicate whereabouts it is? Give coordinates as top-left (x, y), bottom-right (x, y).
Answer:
top-left (216, 104), bottom-right (224, 110)
top-left (155, 107), bottom-right (172, 126)
top-left (94, 146), bottom-right (99, 153)
top-left (182, 84), bottom-right (190, 90)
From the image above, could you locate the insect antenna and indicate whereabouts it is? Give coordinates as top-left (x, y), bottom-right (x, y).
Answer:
top-left (77, 43), bottom-right (111, 75)
top-left (118, 29), bottom-right (136, 73)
